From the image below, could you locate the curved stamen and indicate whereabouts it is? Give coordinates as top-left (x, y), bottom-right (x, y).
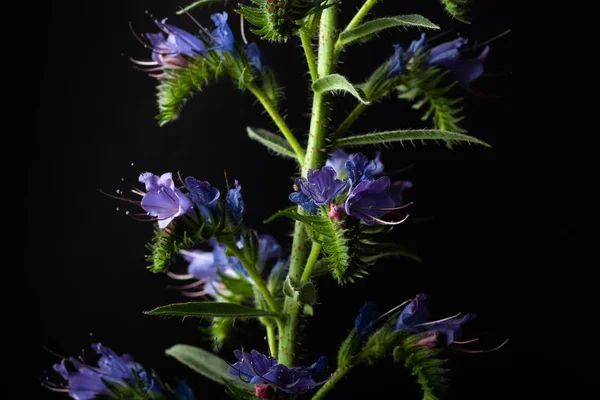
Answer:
top-left (458, 338), bottom-right (509, 354)
top-left (417, 312), bottom-right (462, 327)
top-left (453, 338), bottom-right (479, 345)
top-left (129, 58), bottom-right (160, 66)
top-left (370, 201), bottom-right (414, 211)
top-left (181, 290), bottom-right (209, 297)
top-left (167, 279), bottom-right (206, 290)
top-left (371, 213), bottom-right (410, 226)
top-left (166, 271), bottom-right (194, 280)
top-left (374, 299), bottom-right (412, 323)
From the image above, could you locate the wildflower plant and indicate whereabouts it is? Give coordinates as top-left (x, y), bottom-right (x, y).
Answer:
top-left (44, 0), bottom-right (509, 399)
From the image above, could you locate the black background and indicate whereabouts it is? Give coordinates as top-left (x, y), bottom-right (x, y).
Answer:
top-left (23, 0), bottom-right (590, 399)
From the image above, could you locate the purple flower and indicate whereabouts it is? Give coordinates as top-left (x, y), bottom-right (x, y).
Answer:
top-left (325, 149), bottom-right (384, 182)
top-left (174, 381), bottom-right (196, 400)
top-left (228, 350), bottom-right (278, 384)
top-left (228, 350), bottom-right (326, 394)
top-left (427, 36), bottom-right (490, 87)
top-left (226, 180), bottom-right (245, 222)
top-left (138, 172), bottom-right (194, 229)
top-left (257, 234), bottom-right (281, 268)
top-left (394, 293), bottom-right (431, 332)
top-left (131, 19), bottom-right (206, 76)
top-left (393, 293), bottom-right (477, 347)
top-left (50, 343), bottom-right (152, 400)
top-left (299, 356), bottom-right (329, 382)
top-left (262, 364), bottom-right (317, 393)
top-left (184, 177), bottom-right (220, 223)
top-left (211, 12), bottom-right (235, 52)
top-left (387, 44), bottom-right (404, 78)
top-left (407, 32), bottom-right (428, 57)
top-left (178, 238), bottom-right (236, 297)
top-left (289, 190), bottom-right (319, 214)
top-left (294, 166), bottom-right (348, 206)
top-left (345, 176), bottom-right (394, 225)
top-left (245, 42), bottom-right (264, 73)
top-left (355, 302), bottom-right (381, 337)
top-left (345, 152), bottom-right (383, 189)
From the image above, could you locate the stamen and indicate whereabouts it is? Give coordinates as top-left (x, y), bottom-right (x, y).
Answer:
top-left (240, 15), bottom-right (249, 45)
top-left (129, 58), bottom-right (160, 66)
top-left (371, 201), bottom-right (414, 211)
top-left (417, 312), bottom-right (462, 326)
top-left (454, 338), bottom-right (479, 344)
top-left (181, 290), bottom-right (209, 297)
top-left (374, 299), bottom-right (412, 322)
top-left (458, 338), bottom-right (509, 354)
top-left (468, 29), bottom-right (511, 52)
top-left (371, 213), bottom-right (410, 225)
top-left (166, 271), bottom-right (195, 280)
top-left (167, 279), bottom-right (207, 290)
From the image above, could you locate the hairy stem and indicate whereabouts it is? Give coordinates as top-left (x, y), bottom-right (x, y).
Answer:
top-left (301, 242), bottom-right (322, 282)
top-left (334, 0), bottom-right (380, 57)
top-left (311, 365), bottom-right (353, 400)
top-left (332, 103), bottom-right (369, 141)
top-left (278, 1), bottom-right (339, 367)
top-left (248, 84), bottom-right (306, 165)
top-left (301, 30), bottom-right (319, 82)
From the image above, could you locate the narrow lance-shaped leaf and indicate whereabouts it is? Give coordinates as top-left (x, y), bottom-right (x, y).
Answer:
top-left (339, 15), bottom-right (440, 47)
top-left (313, 74), bottom-right (371, 105)
top-left (165, 344), bottom-right (254, 394)
top-left (145, 302), bottom-right (280, 318)
top-left (335, 129), bottom-right (490, 148)
top-left (176, 0), bottom-right (226, 15)
top-left (246, 127), bottom-right (297, 160)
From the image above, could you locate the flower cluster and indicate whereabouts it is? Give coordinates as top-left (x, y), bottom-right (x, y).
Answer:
top-left (45, 343), bottom-right (195, 400)
top-left (290, 149), bottom-right (413, 225)
top-left (387, 33), bottom-right (490, 87)
top-left (132, 12), bottom-right (266, 78)
top-left (355, 294), bottom-right (477, 348)
top-left (227, 349), bottom-right (328, 398)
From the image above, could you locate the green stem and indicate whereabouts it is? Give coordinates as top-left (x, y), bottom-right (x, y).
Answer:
top-left (248, 84), bottom-right (306, 165)
top-left (278, 1), bottom-right (339, 367)
top-left (223, 238), bottom-right (281, 315)
top-left (332, 103), bottom-right (369, 141)
top-left (301, 242), bottom-right (322, 282)
top-left (334, 0), bottom-right (379, 57)
top-left (311, 365), bottom-right (353, 400)
top-left (300, 30), bottom-right (318, 83)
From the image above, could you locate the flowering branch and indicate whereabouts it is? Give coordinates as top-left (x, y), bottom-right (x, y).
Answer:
top-left (301, 242), bottom-right (322, 282)
top-left (334, 0), bottom-right (380, 58)
top-left (332, 103), bottom-right (369, 140)
top-left (301, 30), bottom-right (319, 82)
top-left (279, 0), bottom-right (339, 367)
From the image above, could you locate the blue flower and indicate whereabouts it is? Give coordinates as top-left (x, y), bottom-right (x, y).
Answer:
top-left (289, 190), bottom-right (319, 214)
top-left (387, 44), bottom-right (404, 78)
top-left (228, 349), bottom-right (278, 384)
top-left (228, 350), bottom-right (326, 393)
top-left (393, 293), bottom-right (477, 347)
top-left (138, 172), bottom-right (194, 229)
top-left (211, 12), bottom-right (235, 52)
top-left (184, 176), bottom-right (220, 210)
top-left (294, 166), bottom-right (348, 206)
top-left (257, 234), bottom-right (281, 268)
top-left (326, 149), bottom-right (384, 182)
top-left (51, 343), bottom-right (153, 400)
top-left (179, 238), bottom-right (241, 297)
top-left (394, 293), bottom-right (431, 332)
top-left (245, 42), bottom-right (264, 73)
top-left (355, 302), bottom-right (380, 337)
top-left (299, 356), bottom-right (329, 382)
top-left (154, 19), bottom-right (207, 57)
top-left (345, 152), bottom-right (383, 189)
top-left (407, 32), bottom-right (428, 57)
top-left (345, 176), bottom-right (394, 225)
top-left (226, 180), bottom-right (245, 222)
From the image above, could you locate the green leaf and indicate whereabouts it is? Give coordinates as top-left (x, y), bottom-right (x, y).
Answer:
top-left (176, 0), bottom-right (226, 14)
top-left (335, 129), bottom-right (489, 148)
top-left (337, 329), bottom-right (359, 368)
top-left (302, 304), bottom-right (314, 316)
top-left (247, 127), bottom-right (297, 160)
top-left (313, 74), bottom-right (371, 105)
top-left (145, 302), bottom-right (280, 318)
top-left (165, 344), bottom-right (253, 394)
top-left (339, 15), bottom-right (439, 47)
top-left (218, 273), bottom-right (254, 298)
top-left (296, 281), bottom-right (317, 305)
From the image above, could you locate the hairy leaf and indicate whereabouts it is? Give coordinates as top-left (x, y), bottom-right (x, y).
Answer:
top-left (313, 74), bottom-right (371, 105)
top-left (247, 127), bottom-right (297, 159)
top-left (335, 129), bottom-right (489, 148)
top-left (165, 345), bottom-right (254, 393)
top-left (145, 302), bottom-right (280, 318)
top-left (339, 15), bottom-right (439, 47)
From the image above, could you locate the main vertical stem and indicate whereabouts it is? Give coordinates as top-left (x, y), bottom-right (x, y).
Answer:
top-left (278, 2), bottom-right (338, 366)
